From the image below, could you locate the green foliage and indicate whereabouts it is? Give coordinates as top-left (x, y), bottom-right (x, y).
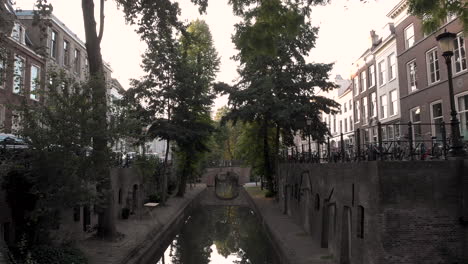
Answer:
top-left (29, 245), bottom-right (88, 264)
top-left (408, 0), bottom-right (468, 33)
top-left (265, 190), bottom-right (275, 198)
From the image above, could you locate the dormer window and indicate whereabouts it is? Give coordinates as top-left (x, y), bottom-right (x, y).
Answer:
top-left (11, 23), bottom-right (26, 45)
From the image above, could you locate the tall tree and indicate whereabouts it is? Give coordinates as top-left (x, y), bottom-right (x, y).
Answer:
top-left (407, 0), bottom-right (468, 33)
top-left (216, 0), bottom-right (338, 193)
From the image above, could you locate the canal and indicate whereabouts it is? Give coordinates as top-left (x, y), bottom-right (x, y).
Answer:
top-left (153, 206), bottom-right (279, 264)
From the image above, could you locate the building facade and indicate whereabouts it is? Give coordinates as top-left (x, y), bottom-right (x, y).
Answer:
top-left (389, 0), bottom-right (468, 143)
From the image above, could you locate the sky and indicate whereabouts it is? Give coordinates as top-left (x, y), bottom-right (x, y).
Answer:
top-left (14, 0), bottom-right (402, 112)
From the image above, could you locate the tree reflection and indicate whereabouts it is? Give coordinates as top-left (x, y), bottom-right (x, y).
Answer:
top-left (159, 206), bottom-right (277, 264)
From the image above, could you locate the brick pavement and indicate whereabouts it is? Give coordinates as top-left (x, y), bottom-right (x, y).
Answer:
top-left (77, 185), bottom-right (206, 264)
top-left (245, 187), bottom-right (333, 264)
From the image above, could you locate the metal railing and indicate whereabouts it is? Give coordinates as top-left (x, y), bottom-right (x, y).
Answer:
top-left (281, 121), bottom-right (467, 163)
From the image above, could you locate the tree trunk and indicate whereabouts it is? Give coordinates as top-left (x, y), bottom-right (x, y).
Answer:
top-left (81, 0), bottom-right (116, 239)
top-left (273, 124), bottom-right (280, 196)
top-left (161, 138), bottom-right (170, 205)
top-left (262, 118), bottom-right (273, 192)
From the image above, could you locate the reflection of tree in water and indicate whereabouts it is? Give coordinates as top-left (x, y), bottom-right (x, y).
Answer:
top-left (167, 206), bottom-right (276, 264)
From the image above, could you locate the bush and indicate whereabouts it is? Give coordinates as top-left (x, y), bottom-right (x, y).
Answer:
top-left (30, 245), bottom-right (88, 264)
top-left (121, 208), bottom-right (130, 219)
top-left (265, 190), bottom-right (275, 198)
top-left (147, 194), bottom-right (160, 203)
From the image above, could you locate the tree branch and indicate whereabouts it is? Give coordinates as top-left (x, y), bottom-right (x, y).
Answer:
top-left (97, 0), bottom-right (105, 43)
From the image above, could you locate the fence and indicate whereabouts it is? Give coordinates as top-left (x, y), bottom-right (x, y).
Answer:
top-left (282, 121), bottom-right (467, 163)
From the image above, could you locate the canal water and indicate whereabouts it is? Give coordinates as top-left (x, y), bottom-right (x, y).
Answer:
top-left (154, 206), bottom-right (279, 264)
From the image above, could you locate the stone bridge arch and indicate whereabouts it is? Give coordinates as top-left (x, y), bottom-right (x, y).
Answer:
top-left (215, 171), bottom-right (240, 200)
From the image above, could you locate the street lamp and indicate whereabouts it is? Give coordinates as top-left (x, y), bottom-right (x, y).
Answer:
top-left (436, 30), bottom-right (466, 157)
top-left (306, 118), bottom-right (312, 159)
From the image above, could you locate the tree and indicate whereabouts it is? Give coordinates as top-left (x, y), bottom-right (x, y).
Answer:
top-left (407, 0), bottom-right (468, 33)
top-left (215, 0), bottom-right (338, 193)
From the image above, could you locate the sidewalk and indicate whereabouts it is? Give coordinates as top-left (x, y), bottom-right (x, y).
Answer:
top-left (245, 187), bottom-right (333, 264)
top-left (78, 184), bottom-right (206, 264)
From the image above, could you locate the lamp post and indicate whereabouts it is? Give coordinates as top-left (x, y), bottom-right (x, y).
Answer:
top-left (436, 30), bottom-right (466, 157)
top-left (306, 118), bottom-right (312, 159)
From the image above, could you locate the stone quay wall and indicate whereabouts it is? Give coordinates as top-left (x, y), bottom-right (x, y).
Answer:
top-left (277, 160), bottom-right (467, 264)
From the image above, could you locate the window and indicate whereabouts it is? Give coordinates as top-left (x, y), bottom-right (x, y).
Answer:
top-left (357, 206), bottom-right (364, 238)
top-left (349, 117), bottom-right (353, 131)
top-left (344, 102), bottom-right (347, 113)
top-left (363, 97), bottom-right (368, 124)
top-left (390, 90), bottom-right (398, 116)
top-left (388, 53), bottom-right (396, 80)
top-left (355, 100), bottom-right (360, 122)
top-left (361, 71), bottom-right (367, 92)
top-left (0, 104), bottom-right (5, 129)
top-left (378, 60), bottom-right (386, 86)
top-left (369, 65), bottom-right (375, 87)
top-left (339, 120), bottom-right (343, 133)
top-left (63, 40), bottom-right (70, 66)
top-left (454, 33), bottom-right (466, 73)
top-left (11, 23), bottom-right (25, 45)
top-left (370, 92), bottom-right (377, 118)
top-left (74, 49), bottom-right (81, 74)
top-left (410, 107), bottom-right (422, 141)
top-left (50, 30), bottom-right (57, 59)
top-left (0, 59), bottom-right (5, 88)
top-left (426, 48), bottom-right (440, 84)
top-left (344, 118), bottom-right (348, 133)
top-left (380, 94), bottom-right (388, 119)
top-left (11, 111), bottom-right (22, 134)
top-left (387, 125), bottom-right (394, 140)
top-left (404, 24), bottom-right (415, 49)
top-left (333, 115), bottom-right (336, 133)
top-left (349, 100), bottom-right (352, 110)
top-left (456, 93), bottom-right (468, 141)
top-left (30, 65), bottom-right (40, 101)
top-left (407, 60), bottom-right (418, 92)
top-left (353, 77), bottom-right (359, 96)
top-left (430, 101), bottom-right (444, 139)
top-left (13, 55), bottom-right (25, 94)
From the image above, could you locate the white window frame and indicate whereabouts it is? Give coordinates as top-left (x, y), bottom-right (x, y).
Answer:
top-left (404, 24), bottom-right (415, 49)
top-left (389, 90), bottom-right (398, 116)
top-left (353, 76), bottom-right (359, 96)
top-left (0, 58), bottom-right (5, 89)
top-left (407, 59), bottom-right (418, 93)
top-left (410, 106), bottom-right (422, 141)
top-left (454, 32), bottom-right (467, 74)
top-left (63, 40), bottom-right (70, 66)
top-left (361, 71), bottom-right (367, 93)
top-left (370, 92), bottom-right (377, 118)
top-left (378, 60), bottom-right (386, 86)
top-left (430, 100), bottom-right (444, 138)
top-left (380, 94), bottom-right (388, 119)
top-left (363, 97), bottom-right (368, 124)
top-left (455, 91), bottom-right (468, 142)
top-left (355, 100), bottom-right (360, 122)
top-left (426, 47), bottom-right (440, 84)
top-left (30, 64), bottom-right (40, 101)
top-left (50, 29), bottom-right (58, 59)
top-left (388, 53), bottom-right (396, 81)
top-left (369, 65), bottom-right (375, 88)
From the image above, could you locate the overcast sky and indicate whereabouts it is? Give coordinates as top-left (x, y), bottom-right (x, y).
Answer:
top-left (15, 0), bottom-right (401, 112)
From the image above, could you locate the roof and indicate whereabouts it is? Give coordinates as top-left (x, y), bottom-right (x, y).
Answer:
top-left (335, 75), bottom-right (351, 97)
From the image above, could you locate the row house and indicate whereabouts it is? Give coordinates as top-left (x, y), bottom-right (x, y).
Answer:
top-left (389, 0), bottom-right (468, 143)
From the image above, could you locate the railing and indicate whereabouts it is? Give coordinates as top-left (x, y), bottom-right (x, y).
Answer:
top-left (281, 121), bottom-right (467, 163)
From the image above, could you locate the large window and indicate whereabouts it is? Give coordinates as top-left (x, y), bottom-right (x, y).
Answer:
top-left (63, 40), bottom-right (70, 66)
top-left (388, 53), bottom-right (396, 81)
top-left (355, 100), bottom-right (360, 122)
top-left (11, 23), bottom-right (25, 45)
top-left (74, 49), bottom-right (81, 74)
top-left (344, 118), bottom-right (348, 133)
top-left (427, 48), bottom-right (440, 84)
top-left (13, 55), bottom-right (25, 94)
top-left (0, 104), bottom-right (5, 129)
top-left (457, 93), bottom-right (468, 141)
top-left (410, 107), bottom-right (422, 141)
top-left (380, 94), bottom-right (388, 119)
top-left (353, 77), bottom-right (359, 96)
top-left (369, 65), bottom-right (375, 87)
top-left (454, 33), bottom-right (467, 73)
top-left (50, 30), bottom-right (58, 59)
top-left (390, 90), bottom-right (398, 116)
top-left (407, 60), bottom-right (418, 92)
top-left (430, 101), bottom-right (443, 139)
top-left (344, 102), bottom-right (347, 113)
top-left (30, 65), bottom-right (40, 101)
top-left (0, 59), bottom-right (5, 88)
top-left (378, 60), bottom-right (386, 86)
top-left (363, 97), bottom-right (368, 124)
top-left (404, 24), bottom-right (415, 49)
top-left (361, 71), bottom-right (367, 92)
top-left (370, 92), bottom-right (377, 118)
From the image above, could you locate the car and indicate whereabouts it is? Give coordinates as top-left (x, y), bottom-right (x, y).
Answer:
top-left (0, 133), bottom-right (28, 149)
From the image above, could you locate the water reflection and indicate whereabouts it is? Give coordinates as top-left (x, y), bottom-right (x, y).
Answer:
top-left (155, 206), bottom-right (278, 264)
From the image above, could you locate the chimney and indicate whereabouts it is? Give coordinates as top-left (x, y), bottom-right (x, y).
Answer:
top-left (370, 30), bottom-right (380, 46)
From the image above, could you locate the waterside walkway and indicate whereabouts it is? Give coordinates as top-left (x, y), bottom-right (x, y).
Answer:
top-left (245, 187), bottom-right (333, 264)
top-left (78, 184), bottom-right (206, 264)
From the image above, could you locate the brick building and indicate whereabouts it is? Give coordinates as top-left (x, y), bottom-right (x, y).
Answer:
top-left (389, 0), bottom-right (468, 143)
